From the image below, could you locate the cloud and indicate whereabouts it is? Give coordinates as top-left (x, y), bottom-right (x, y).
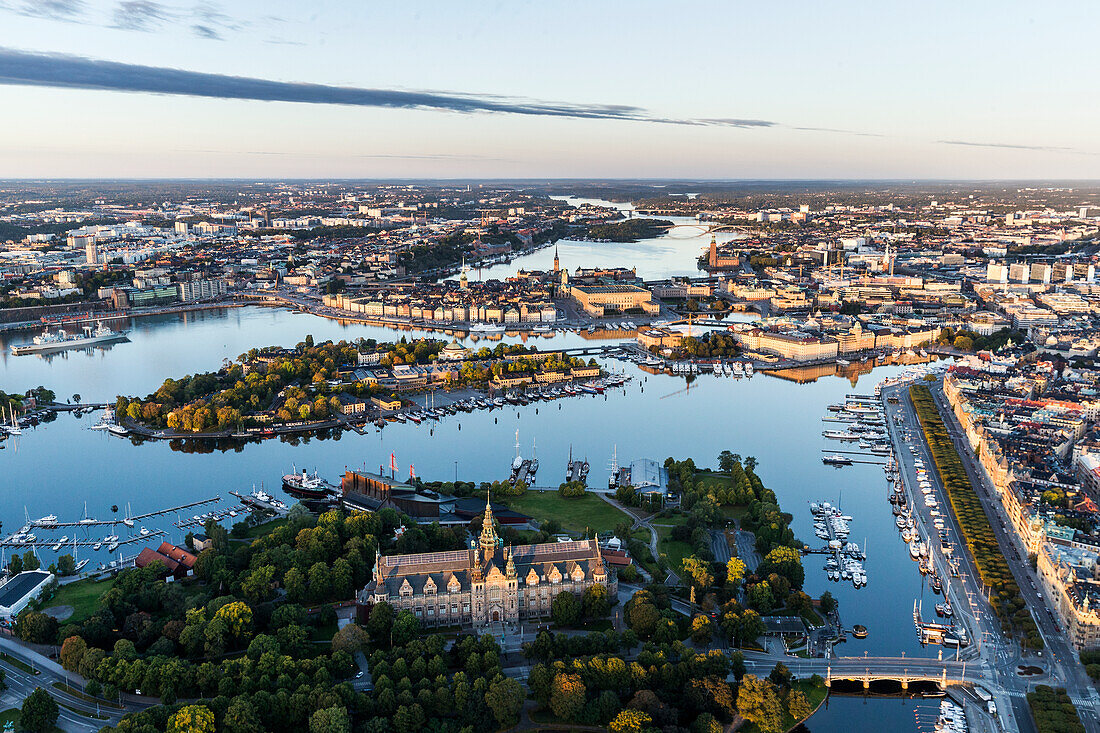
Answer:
top-left (695, 118), bottom-right (777, 129)
top-left (191, 24), bottom-right (220, 39)
top-left (792, 126), bottom-right (885, 138)
top-left (112, 0), bottom-right (170, 31)
top-left (0, 48), bottom-right (780, 127)
top-left (17, 0), bottom-right (84, 20)
top-left (938, 139), bottom-right (1077, 152)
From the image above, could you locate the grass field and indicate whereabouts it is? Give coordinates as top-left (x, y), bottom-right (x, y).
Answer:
top-left (505, 491), bottom-right (630, 535)
top-left (237, 517), bottom-right (289, 539)
top-left (655, 525), bottom-right (692, 577)
top-left (41, 577), bottom-right (114, 624)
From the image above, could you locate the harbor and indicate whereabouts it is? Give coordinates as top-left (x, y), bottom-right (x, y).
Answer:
top-left (807, 501), bottom-right (869, 589)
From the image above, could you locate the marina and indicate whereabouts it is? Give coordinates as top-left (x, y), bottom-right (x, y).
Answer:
top-left (807, 501), bottom-right (868, 589)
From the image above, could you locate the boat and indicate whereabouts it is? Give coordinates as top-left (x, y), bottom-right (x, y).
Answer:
top-left (35, 514), bottom-right (58, 526)
top-left (11, 321), bottom-right (129, 355)
top-left (823, 454), bottom-right (852, 466)
top-left (901, 528), bottom-right (912, 543)
top-left (140, 527), bottom-right (150, 535)
top-left (93, 541), bottom-right (102, 551)
top-left (852, 624), bottom-right (868, 638)
top-left (282, 468), bottom-right (337, 499)
top-left (74, 559), bottom-right (89, 572)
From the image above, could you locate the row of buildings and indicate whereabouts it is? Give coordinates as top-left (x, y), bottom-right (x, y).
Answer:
top-left (941, 359), bottom-right (1100, 649)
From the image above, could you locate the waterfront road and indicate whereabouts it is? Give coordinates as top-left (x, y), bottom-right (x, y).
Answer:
top-left (884, 381), bottom-right (1033, 733)
top-left (926, 380), bottom-right (1100, 731)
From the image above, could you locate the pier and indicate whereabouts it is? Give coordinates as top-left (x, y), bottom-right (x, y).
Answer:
top-left (0, 530), bottom-right (167, 550)
top-left (28, 497), bottom-right (221, 529)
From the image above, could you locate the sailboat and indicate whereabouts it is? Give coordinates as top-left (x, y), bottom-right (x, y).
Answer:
top-left (6, 404), bottom-right (22, 436)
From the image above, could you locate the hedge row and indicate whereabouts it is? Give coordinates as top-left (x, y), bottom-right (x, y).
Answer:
top-left (909, 385), bottom-right (1043, 649)
top-left (1027, 685), bottom-right (1085, 733)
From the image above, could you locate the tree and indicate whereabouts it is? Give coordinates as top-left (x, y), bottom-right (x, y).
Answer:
top-left (735, 675), bottom-right (784, 733)
top-left (331, 624), bottom-right (369, 656)
top-left (819, 591), bottom-right (837, 615)
top-left (485, 676), bottom-right (525, 727)
top-left (582, 584), bottom-right (611, 619)
top-left (551, 590), bottom-right (581, 627)
top-left (59, 635), bottom-right (87, 672)
top-left (610, 709), bottom-right (652, 733)
top-left (550, 673), bottom-right (586, 721)
top-left (726, 557), bottom-right (746, 586)
top-left (309, 706), bottom-right (351, 733)
top-left (21, 551), bottom-right (40, 572)
top-left (787, 689), bottom-right (812, 722)
top-left (718, 450), bottom-right (735, 473)
top-left (223, 698), bottom-right (263, 733)
top-left (167, 704), bottom-right (216, 733)
top-left (391, 610), bottom-right (419, 646)
top-left (682, 555), bottom-right (714, 591)
top-left (20, 687), bottom-right (59, 733)
top-left (57, 554), bottom-right (76, 576)
top-left (691, 615), bottom-right (714, 644)
top-left (16, 611), bottom-right (58, 644)
top-left (8, 554), bottom-right (22, 575)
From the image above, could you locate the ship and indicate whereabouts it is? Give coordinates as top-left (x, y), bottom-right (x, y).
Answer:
top-left (282, 468), bottom-right (337, 499)
top-left (11, 322), bottom-right (129, 355)
top-left (822, 454), bottom-right (852, 466)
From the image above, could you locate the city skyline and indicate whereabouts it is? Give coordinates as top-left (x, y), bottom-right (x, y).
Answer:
top-left (2, 0), bottom-right (1099, 178)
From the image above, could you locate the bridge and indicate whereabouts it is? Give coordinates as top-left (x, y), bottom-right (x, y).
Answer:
top-left (661, 222), bottom-right (743, 239)
top-left (741, 654), bottom-right (985, 689)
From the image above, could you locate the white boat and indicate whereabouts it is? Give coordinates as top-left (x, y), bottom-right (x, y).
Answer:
top-left (35, 514), bottom-right (58, 526)
top-left (140, 527), bottom-right (150, 535)
top-left (51, 536), bottom-right (68, 551)
top-left (11, 321), bottom-right (129, 355)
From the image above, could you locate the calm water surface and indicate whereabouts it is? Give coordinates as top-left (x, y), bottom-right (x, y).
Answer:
top-left (0, 202), bottom-right (939, 730)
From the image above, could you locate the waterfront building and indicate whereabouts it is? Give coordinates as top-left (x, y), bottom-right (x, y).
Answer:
top-left (1037, 542), bottom-right (1100, 650)
top-left (566, 283), bottom-right (660, 317)
top-left (358, 498), bottom-right (615, 626)
top-left (0, 570), bottom-right (55, 622)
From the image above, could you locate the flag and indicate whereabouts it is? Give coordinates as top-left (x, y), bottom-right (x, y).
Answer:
top-left (390, 452), bottom-right (397, 474)
top-left (409, 464), bottom-right (416, 479)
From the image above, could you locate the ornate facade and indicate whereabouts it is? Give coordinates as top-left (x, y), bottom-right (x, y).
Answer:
top-left (360, 499), bottom-right (616, 626)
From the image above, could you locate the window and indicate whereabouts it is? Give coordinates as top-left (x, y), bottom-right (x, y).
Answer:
top-left (463, 603), bottom-right (471, 612)
top-left (451, 604), bottom-right (458, 614)
top-left (427, 607), bottom-right (434, 616)
top-left (414, 608), bottom-right (422, 617)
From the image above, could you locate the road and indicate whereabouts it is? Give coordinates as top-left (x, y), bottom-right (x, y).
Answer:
top-left (883, 377), bottom-right (1100, 733)
top-left (926, 380), bottom-right (1100, 730)
top-left (882, 381), bottom-right (1032, 732)
top-left (0, 636), bottom-right (141, 731)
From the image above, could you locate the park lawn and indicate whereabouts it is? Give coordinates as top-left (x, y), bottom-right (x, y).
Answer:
top-left (650, 514), bottom-right (689, 527)
top-left (655, 525), bottom-right (693, 577)
top-left (0, 708), bottom-right (63, 733)
top-left (505, 492), bottom-right (630, 536)
top-left (695, 471), bottom-right (735, 490)
top-left (238, 517), bottom-right (290, 540)
top-left (41, 577), bottom-right (114, 623)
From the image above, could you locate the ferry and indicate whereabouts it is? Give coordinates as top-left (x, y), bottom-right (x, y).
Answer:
top-left (822, 454), bottom-right (852, 466)
top-left (11, 322), bottom-right (129, 355)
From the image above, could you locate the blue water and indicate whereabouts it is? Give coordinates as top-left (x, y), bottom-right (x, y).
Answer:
top-left (0, 202), bottom-right (940, 729)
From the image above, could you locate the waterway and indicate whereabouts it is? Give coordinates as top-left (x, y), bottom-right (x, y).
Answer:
top-left (458, 195), bottom-right (743, 282)
top-left (0, 198), bottom-right (948, 731)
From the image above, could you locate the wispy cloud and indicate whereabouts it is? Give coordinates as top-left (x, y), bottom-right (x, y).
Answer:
top-left (111, 0), bottom-right (170, 31)
top-left (191, 24), bottom-right (220, 39)
top-left (938, 139), bottom-right (1078, 152)
top-left (695, 118), bottom-right (777, 129)
top-left (17, 0), bottom-right (84, 20)
top-left (0, 48), bottom-right (782, 127)
top-left (792, 126), bottom-right (885, 138)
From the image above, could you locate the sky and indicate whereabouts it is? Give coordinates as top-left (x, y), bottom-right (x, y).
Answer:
top-left (0, 0), bottom-right (1098, 179)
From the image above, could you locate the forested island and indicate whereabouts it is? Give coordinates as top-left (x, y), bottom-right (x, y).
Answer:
top-left (585, 218), bottom-right (673, 242)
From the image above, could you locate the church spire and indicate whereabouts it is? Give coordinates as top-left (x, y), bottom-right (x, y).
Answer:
top-left (479, 489), bottom-right (499, 556)
top-left (553, 245), bottom-right (560, 273)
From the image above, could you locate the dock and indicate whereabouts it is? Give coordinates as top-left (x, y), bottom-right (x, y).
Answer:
top-left (0, 529), bottom-right (167, 550)
top-left (807, 502), bottom-right (868, 589)
top-left (29, 497), bottom-right (221, 529)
